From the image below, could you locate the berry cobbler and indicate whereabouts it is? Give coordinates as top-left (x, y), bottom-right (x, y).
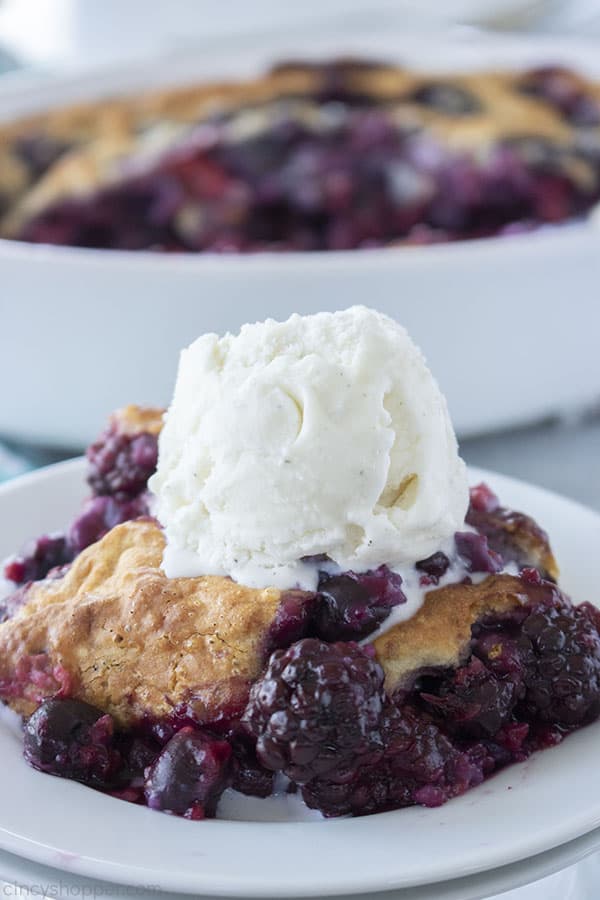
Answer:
top-left (1, 60), bottom-right (600, 250)
top-left (1, 308), bottom-right (599, 822)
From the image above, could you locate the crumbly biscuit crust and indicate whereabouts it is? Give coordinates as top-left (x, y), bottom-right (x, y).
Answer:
top-left (0, 520), bottom-right (281, 726)
top-left (374, 574), bottom-right (526, 694)
top-left (111, 404), bottom-right (164, 437)
top-left (0, 517), bottom-right (536, 729)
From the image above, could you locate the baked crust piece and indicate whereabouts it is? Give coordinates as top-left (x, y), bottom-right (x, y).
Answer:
top-left (518, 528), bottom-right (557, 581)
top-left (0, 514), bottom-right (535, 730)
top-left (479, 509), bottom-right (558, 582)
top-left (0, 519), bottom-right (281, 727)
top-left (1, 58), bottom-right (599, 238)
top-left (374, 574), bottom-right (526, 695)
top-left (110, 404), bottom-right (164, 437)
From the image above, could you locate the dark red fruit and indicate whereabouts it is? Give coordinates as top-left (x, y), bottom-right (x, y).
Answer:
top-left (266, 590), bottom-right (319, 652)
top-left (24, 699), bottom-right (121, 788)
top-left (116, 733), bottom-right (161, 783)
top-left (4, 534), bottom-right (73, 586)
top-left (243, 639), bottom-right (387, 783)
top-left (455, 531), bottom-right (503, 574)
top-left (466, 483), bottom-right (554, 578)
top-left (228, 726), bottom-right (274, 798)
top-left (67, 493), bottom-right (151, 555)
top-left (520, 66), bottom-right (600, 126)
top-left (144, 727), bottom-right (232, 817)
top-left (415, 552), bottom-right (451, 583)
top-left (314, 566), bottom-right (405, 641)
top-left (468, 483), bottom-right (500, 514)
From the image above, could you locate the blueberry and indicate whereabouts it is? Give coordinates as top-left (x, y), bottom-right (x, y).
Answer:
top-left (315, 566), bottom-right (405, 641)
top-left (24, 699), bottom-right (121, 788)
top-left (144, 728), bottom-right (232, 818)
top-left (266, 590), bottom-right (318, 652)
top-left (228, 725), bottom-right (274, 798)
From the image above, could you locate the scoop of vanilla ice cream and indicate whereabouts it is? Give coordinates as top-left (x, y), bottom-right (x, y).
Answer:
top-left (150, 306), bottom-right (468, 590)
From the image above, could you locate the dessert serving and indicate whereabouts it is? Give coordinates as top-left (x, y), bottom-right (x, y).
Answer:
top-left (1, 60), bottom-right (600, 251)
top-left (1, 307), bottom-right (599, 822)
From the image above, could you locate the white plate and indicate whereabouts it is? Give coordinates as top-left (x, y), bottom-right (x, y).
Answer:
top-left (0, 461), bottom-right (600, 896)
top-left (0, 834), bottom-right (599, 900)
top-left (2, 32), bottom-right (600, 447)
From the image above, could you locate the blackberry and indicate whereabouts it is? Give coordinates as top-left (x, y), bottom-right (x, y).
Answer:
top-left (87, 425), bottom-right (158, 500)
top-left (243, 639), bottom-right (387, 783)
top-left (24, 699), bottom-right (121, 788)
top-left (520, 600), bottom-right (600, 728)
top-left (420, 656), bottom-right (521, 738)
top-left (302, 705), bottom-right (493, 817)
top-left (5, 494), bottom-right (151, 590)
top-left (144, 727), bottom-right (232, 818)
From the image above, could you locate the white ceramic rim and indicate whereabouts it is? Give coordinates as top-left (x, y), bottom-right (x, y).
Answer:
top-left (0, 823), bottom-right (599, 900)
top-left (0, 461), bottom-right (600, 895)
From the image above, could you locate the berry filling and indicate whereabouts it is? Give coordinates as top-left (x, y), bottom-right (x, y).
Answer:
top-left (466, 483), bottom-right (556, 579)
top-left (266, 567), bottom-right (406, 649)
top-left (144, 728), bottom-right (232, 818)
top-left (3, 534), bottom-right (73, 585)
top-left (87, 423), bottom-right (158, 500)
top-left (12, 64), bottom-right (600, 252)
top-left (2, 419), bottom-right (159, 594)
top-left (24, 698), bottom-right (122, 788)
top-left (1, 409), bottom-right (596, 820)
top-left (519, 67), bottom-right (600, 127)
top-left (11, 566), bottom-right (600, 820)
top-left (249, 579), bottom-right (600, 817)
top-left (314, 566), bottom-right (406, 641)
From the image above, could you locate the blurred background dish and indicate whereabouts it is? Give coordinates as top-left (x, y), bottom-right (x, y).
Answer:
top-left (1, 30), bottom-right (600, 452)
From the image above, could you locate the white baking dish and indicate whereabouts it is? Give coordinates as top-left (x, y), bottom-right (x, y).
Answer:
top-left (1, 31), bottom-right (600, 448)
